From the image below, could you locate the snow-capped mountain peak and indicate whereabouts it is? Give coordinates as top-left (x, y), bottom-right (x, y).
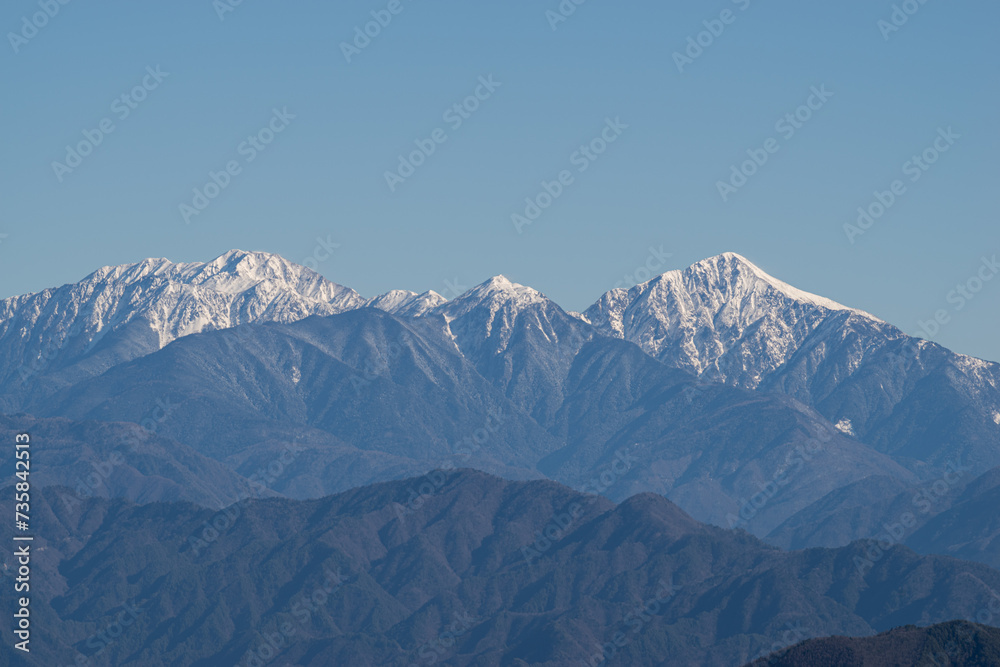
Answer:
top-left (443, 275), bottom-right (549, 315)
top-left (430, 275), bottom-right (568, 350)
top-left (366, 289), bottom-right (447, 317)
top-left (0, 250), bottom-right (366, 386)
top-left (584, 252), bottom-right (883, 382)
top-left (685, 252), bottom-right (853, 313)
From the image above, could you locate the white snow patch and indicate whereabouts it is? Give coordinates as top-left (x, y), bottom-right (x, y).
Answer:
top-left (834, 418), bottom-right (855, 436)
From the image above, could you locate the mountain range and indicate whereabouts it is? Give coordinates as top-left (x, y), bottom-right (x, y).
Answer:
top-left (2, 248), bottom-right (1000, 664)
top-left (3, 250), bottom-right (997, 545)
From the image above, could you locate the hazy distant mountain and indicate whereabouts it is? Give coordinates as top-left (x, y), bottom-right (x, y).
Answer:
top-left (766, 461), bottom-right (992, 554)
top-left (4, 471), bottom-right (1000, 667)
top-left (906, 466), bottom-right (1000, 570)
top-left (0, 414), bottom-right (263, 508)
top-left (21, 303), bottom-right (917, 536)
top-left (7, 471), bottom-right (1000, 666)
top-left (6, 250), bottom-right (997, 477)
top-left (745, 620), bottom-right (1000, 667)
top-left (31, 308), bottom-right (556, 497)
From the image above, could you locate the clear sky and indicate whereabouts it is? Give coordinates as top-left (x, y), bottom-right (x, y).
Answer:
top-left (2, 1), bottom-right (998, 360)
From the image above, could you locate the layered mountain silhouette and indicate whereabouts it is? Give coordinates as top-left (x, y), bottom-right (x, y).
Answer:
top-left (2, 250), bottom-right (997, 552)
top-left (2, 249), bottom-right (1000, 664)
top-left (3, 471), bottom-right (1000, 667)
top-left (11, 306), bottom-right (913, 539)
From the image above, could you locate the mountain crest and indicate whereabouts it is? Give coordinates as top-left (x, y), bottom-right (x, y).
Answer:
top-left (437, 275), bottom-right (550, 320)
top-left (583, 252), bottom-right (883, 380)
top-left (0, 250), bottom-right (366, 390)
top-left (366, 289), bottom-right (447, 317)
top-left (682, 252), bottom-right (854, 313)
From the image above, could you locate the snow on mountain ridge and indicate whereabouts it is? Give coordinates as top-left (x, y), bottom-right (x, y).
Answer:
top-left (438, 275), bottom-right (548, 315)
top-left (2, 248), bottom-right (963, 395)
top-left (0, 250), bottom-right (366, 368)
top-left (583, 252), bottom-right (886, 382)
top-left (366, 289), bottom-right (446, 317)
top-left (430, 275), bottom-right (563, 348)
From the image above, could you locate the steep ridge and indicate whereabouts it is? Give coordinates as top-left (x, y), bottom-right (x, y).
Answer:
top-left (431, 275), bottom-right (595, 424)
top-left (583, 252), bottom-right (866, 381)
top-left (584, 252), bottom-right (1000, 473)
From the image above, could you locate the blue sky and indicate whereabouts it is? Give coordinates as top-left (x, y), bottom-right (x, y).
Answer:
top-left (2, 0), bottom-right (998, 360)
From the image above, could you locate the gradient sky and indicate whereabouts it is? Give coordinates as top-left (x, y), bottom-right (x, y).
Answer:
top-left (2, 0), bottom-right (998, 360)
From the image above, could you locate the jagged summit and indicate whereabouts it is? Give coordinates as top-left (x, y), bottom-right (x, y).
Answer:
top-left (0, 250), bottom-right (366, 380)
top-left (366, 289), bottom-right (446, 317)
top-left (84, 249), bottom-right (337, 295)
top-left (682, 252), bottom-right (854, 313)
top-left (437, 275), bottom-right (550, 318)
top-left (0, 248), bottom-right (947, 396)
top-left (583, 252), bottom-right (886, 382)
top-left (428, 275), bottom-right (574, 352)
